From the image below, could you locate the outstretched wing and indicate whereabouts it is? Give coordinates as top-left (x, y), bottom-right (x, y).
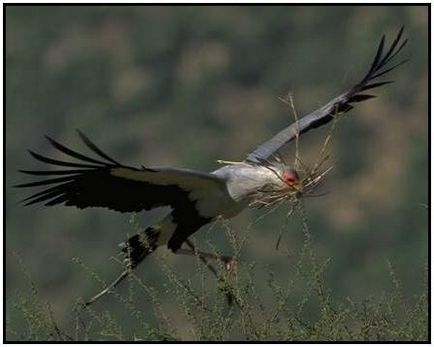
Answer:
top-left (16, 131), bottom-right (227, 214)
top-left (246, 27), bottom-right (407, 164)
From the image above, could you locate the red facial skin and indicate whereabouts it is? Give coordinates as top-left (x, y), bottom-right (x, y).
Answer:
top-left (282, 169), bottom-right (300, 186)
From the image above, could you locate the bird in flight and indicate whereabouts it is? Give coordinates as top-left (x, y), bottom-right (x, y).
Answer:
top-left (16, 28), bottom-right (407, 304)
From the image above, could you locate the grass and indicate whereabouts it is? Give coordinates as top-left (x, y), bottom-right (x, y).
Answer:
top-left (6, 211), bottom-right (428, 342)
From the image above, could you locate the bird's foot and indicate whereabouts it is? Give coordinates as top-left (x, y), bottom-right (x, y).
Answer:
top-left (221, 256), bottom-right (238, 276)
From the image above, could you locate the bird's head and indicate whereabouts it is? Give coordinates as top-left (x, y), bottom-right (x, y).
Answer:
top-left (247, 157), bottom-right (334, 209)
top-left (255, 164), bottom-right (303, 193)
top-left (243, 162), bottom-right (305, 209)
top-left (214, 161), bottom-right (303, 206)
top-left (264, 164), bottom-right (302, 190)
top-left (280, 167), bottom-right (301, 189)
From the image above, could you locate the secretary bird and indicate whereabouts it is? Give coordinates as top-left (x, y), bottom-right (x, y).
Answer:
top-left (16, 28), bottom-right (407, 304)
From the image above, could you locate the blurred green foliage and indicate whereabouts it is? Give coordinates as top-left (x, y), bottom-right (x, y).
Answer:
top-left (5, 5), bottom-right (428, 341)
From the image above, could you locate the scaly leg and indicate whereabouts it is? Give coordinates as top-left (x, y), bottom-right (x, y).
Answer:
top-left (180, 239), bottom-right (237, 274)
top-left (181, 239), bottom-right (238, 306)
top-left (85, 269), bottom-right (129, 306)
top-left (85, 238), bottom-right (232, 306)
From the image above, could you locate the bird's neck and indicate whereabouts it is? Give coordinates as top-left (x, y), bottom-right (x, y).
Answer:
top-left (212, 163), bottom-right (278, 202)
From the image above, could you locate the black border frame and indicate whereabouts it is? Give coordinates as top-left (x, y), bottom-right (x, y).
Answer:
top-left (3, 3), bottom-right (431, 343)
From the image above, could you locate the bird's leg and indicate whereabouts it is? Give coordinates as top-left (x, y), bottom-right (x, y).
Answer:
top-left (85, 239), bottom-right (236, 307)
top-left (84, 269), bottom-right (130, 306)
top-left (85, 238), bottom-right (151, 306)
top-left (182, 239), bottom-right (237, 275)
top-left (182, 239), bottom-right (238, 307)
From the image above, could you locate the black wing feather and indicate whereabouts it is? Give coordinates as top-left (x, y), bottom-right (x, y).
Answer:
top-left (16, 133), bottom-right (224, 215)
top-left (27, 150), bottom-right (102, 169)
top-left (76, 129), bottom-right (121, 165)
top-left (15, 175), bottom-right (81, 188)
top-left (360, 80), bottom-right (393, 92)
top-left (368, 35), bottom-right (385, 74)
top-left (246, 27), bottom-right (407, 163)
top-left (44, 135), bottom-right (108, 166)
top-left (18, 169), bottom-right (88, 176)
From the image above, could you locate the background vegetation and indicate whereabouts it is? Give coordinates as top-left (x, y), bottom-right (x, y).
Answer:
top-left (5, 5), bottom-right (428, 341)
